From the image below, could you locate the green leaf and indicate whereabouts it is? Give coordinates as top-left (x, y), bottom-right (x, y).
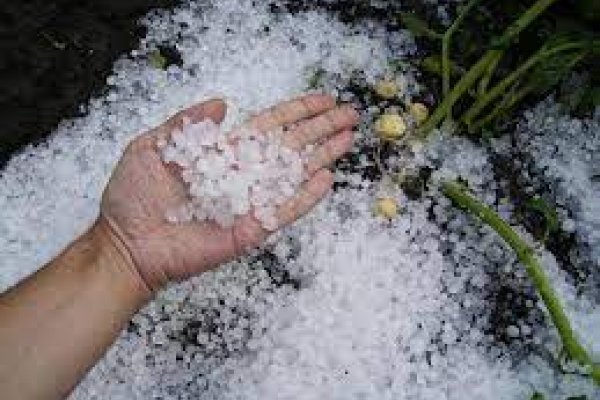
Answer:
top-left (388, 59), bottom-right (411, 72)
top-left (488, 35), bottom-right (513, 50)
top-left (421, 55), bottom-right (465, 77)
top-left (526, 196), bottom-right (559, 239)
top-left (307, 67), bottom-right (326, 89)
top-left (148, 49), bottom-right (167, 70)
top-left (530, 392), bottom-right (545, 400)
top-left (565, 396), bottom-right (588, 400)
top-left (562, 83), bottom-right (588, 113)
top-left (528, 47), bottom-right (589, 95)
top-left (399, 13), bottom-right (442, 40)
top-left (576, 0), bottom-right (600, 22)
top-left (560, 73), bottom-right (600, 115)
top-left (555, 16), bottom-right (599, 40)
top-left (580, 86), bottom-right (600, 112)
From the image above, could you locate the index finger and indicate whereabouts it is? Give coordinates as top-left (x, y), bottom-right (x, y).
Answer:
top-left (247, 93), bottom-right (336, 132)
top-left (153, 98), bottom-right (227, 141)
top-left (274, 169), bottom-right (334, 228)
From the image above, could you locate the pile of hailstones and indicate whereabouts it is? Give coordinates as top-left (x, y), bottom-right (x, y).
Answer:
top-left (158, 118), bottom-right (306, 230)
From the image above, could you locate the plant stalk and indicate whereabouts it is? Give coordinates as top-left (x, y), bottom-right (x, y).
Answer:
top-left (477, 50), bottom-right (504, 96)
top-left (463, 41), bottom-right (589, 125)
top-left (468, 85), bottom-right (532, 132)
top-left (418, 52), bottom-right (499, 134)
top-left (441, 181), bottom-right (600, 385)
top-left (442, 0), bottom-right (482, 98)
top-left (418, 0), bottom-right (560, 135)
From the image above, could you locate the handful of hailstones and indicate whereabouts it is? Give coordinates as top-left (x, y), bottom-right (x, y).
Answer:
top-left (158, 118), bottom-right (307, 231)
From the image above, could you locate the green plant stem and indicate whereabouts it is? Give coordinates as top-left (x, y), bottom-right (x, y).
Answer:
top-left (418, 52), bottom-right (500, 134)
top-left (418, 0), bottom-right (560, 135)
top-left (442, 0), bottom-right (482, 99)
top-left (468, 85), bottom-right (532, 132)
top-left (477, 50), bottom-right (504, 96)
top-left (490, 0), bottom-right (559, 49)
top-left (463, 41), bottom-right (589, 124)
top-left (441, 181), bottom-right (600, 385)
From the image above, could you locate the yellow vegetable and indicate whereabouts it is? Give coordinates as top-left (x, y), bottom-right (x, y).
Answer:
top-left (374, 197), bottom-right (399, 219)
top-left (374, 113), bottom-right (406, 140)
top-left (408, 102), bottom-right (429, 125)
top-left (374, 79), bottom-right (399, 99)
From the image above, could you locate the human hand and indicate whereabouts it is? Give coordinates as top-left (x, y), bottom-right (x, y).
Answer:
top-left (99, 94), bottom-right (359, 293)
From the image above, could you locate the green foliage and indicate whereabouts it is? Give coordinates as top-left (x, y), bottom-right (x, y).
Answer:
top-left (527, 36), bottom-right (598, 96)
top-left (388, 59), bottom-right (412, 73)
top-left (399, 12), bottom-right (442, 40)
top-left (530, 393), bottom-right (590, 400)
top-left (307, 67), bottom-right (326, 89)
top-left (442, 181), bottom-right (600, 386)
top-left (581, 86), bottom-right (600, 110)
top-left (576, 0), bottom-right (600, 21)
top-left (525, 196), bottom-right (559, 242)
top-left (415, 0), bottom-right (600, 135)
top-left (528, 49), bottom-right (587, 95)
top-left (394, 0), bottom-right (600, 393)
top-left (560, 74), bottom-right (591, 113)
top-left (148, 49), bottom-right (167, 70)
top-left (421, 55), bottom-right (465, 78)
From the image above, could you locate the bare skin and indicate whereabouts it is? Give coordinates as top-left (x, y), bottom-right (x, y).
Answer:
top-left (0, 94), bottom-right (358, 400)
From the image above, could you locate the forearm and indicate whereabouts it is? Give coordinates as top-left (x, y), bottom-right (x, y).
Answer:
top-left (0, 219), bottom-right (151, 400)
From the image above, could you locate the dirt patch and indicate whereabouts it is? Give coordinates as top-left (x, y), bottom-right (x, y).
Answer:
top-left (0, 0), bottom-right (180, 166)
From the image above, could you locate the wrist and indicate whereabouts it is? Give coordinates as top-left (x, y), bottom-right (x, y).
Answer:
top-left (91, 218), bottom-right (153, 303)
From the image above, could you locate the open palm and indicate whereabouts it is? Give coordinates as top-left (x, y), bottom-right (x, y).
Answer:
top-left (100, 94), bottom-right (358, 291)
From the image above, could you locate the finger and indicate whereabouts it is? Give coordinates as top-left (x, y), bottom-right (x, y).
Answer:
top-left (275, 169), bottom-right (334, 228)
top-left (304, 130), bottom-right (354, 175)
top-left (155, 98), bottom-right (227, 140)
top-left (247, 93), bottom-right (336, 132)
top-left (232, 214), bottom-right (269, 256)
top-left (283, 104), bottom-right (359, 151)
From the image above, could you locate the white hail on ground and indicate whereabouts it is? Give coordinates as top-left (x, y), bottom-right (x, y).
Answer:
top-left (0, 0), bottom-right (598, 399)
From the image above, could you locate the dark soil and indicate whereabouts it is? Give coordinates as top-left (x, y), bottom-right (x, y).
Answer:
top-left (0, 0), bottom-right (181, 167)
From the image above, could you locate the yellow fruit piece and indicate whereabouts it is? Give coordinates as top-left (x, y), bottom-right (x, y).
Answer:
top-left (374, 80), bottom-right (399, 99)
top-left (408, 102), bottom-right (429, 125)
top-left (374, 197), bottom-right (399, 219)
top-left (374, 113), bottom-right (406, 140)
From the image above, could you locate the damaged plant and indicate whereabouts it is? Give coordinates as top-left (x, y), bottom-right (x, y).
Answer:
top-left (400, 0), bottom-right (600, 135)
top-left (442, 181), bottom-right (600, 386)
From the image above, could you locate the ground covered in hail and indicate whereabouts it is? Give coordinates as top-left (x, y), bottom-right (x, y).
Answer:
top-left (0, 0), bottom-right (599, 399)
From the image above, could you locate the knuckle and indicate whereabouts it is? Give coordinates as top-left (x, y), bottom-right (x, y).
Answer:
top-left (277, 200), bottom-right (298, 225)
top-left (324, 141), bottom-right (337, 161)
top-left (298, 189), bottom-right (316, 210)
top-left (323, 110), bottom-right (339, 132)
top-left (343, 104), bottom-right (359, 120)
top-left (272, 104), bottom-right (291, 125)
top-left (234, 222), bottom-right (262, 254)
top-left (305, 158), bottom-right (319, 175)
top-left (298, 96), bottom-right (314, 114)
top-left (127, 137), bottom-right (145, 153)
